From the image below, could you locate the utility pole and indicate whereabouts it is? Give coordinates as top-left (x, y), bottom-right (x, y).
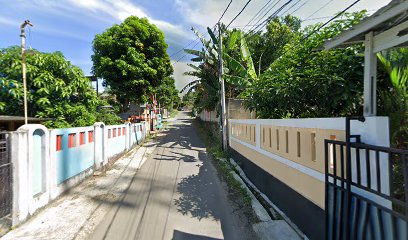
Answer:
top-left (20, 20), bottom-right (33, 125)
top-left (218, 23), bottom-right (227, 151)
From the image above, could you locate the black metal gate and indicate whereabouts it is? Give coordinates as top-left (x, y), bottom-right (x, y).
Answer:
top-left (325, 117), bottom-right (408, 240)
top-left (0, 132), bottom-right (11, 218)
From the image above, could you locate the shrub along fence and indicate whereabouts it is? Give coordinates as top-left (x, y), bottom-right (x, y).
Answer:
top-left (227, 117), bottom-right (389, 240)
top-left (9, 121), bottom-right (149, 225)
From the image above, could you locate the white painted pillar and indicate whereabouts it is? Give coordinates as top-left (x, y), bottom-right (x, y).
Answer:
top-left (363, 31), bottom-right (377, 116)
top-left (10, 131), bottom-right (29, 225)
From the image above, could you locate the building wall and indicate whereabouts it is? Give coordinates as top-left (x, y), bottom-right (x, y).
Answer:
top-left (229, 117), bottom-right (389, 240)
top-left (10, 121), bottom-right (149, 225)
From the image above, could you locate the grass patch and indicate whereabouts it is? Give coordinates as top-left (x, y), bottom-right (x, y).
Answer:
top-left (194, 119), bottom-right (252, 207)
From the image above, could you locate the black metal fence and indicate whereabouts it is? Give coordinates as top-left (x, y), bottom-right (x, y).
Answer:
top-left (325, 117), bottom-right (408, 240)
top-left (0, 132), bottom-right (11, 218)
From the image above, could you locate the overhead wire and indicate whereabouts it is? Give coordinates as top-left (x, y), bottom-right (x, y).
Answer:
top-left (218, 0), bottom-right (233, 23)
top-left (304, 0), bottom-right (336, 19)
top-left (302, 0), bottom-right (361, 40)
top-left (241, 0), bottom-right (277, 31)
top-left (172, 0), bottom-right (236, 64)
top-left (244, 0), bottom-right (283, 34)
top-left (225, 0), bottom-right (253, 28)
top-left (244, 0), bottom-right (294, 37)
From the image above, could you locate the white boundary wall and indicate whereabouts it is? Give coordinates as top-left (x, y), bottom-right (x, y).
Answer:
top-left (9, 121), bottom-right (149, 225)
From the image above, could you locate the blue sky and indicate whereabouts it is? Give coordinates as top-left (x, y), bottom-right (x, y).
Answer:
top-left (0, 0), bottom-right (391, 91)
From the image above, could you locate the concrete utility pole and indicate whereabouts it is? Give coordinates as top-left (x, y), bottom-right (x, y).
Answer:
top-left (218, 23), bottom-right (227, 151)
top-left (20, 20), bottom-right (33, 125)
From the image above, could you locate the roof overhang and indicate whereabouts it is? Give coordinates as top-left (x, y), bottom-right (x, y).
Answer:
top-left (323, 0), bottom-right (408, 51)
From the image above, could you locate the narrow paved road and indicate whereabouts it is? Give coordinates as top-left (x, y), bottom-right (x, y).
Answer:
top-left (89, 112), bottom-right (256, 240)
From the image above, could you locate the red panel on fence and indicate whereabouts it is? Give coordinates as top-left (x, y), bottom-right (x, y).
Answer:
top-left (56, 135), bottom-right (62, 151)
top-left (118, 128), bottom-right (121, 136)
top-left (68, 133), bottom-right (76, 148)
top-left (113, 128), bottom-right (116, 137)
top-left (108, 129), bottom-right (111, 139)
top-left (88, 131), bottom-right (94, 142)
top-left (80, 132), bottom-right (85, 145)
top-left (122, 127), bottom-right (126, 135)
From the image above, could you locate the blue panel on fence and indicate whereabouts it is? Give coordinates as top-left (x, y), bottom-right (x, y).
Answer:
top-left (107, 132), bottom-right (126, 158)
top-left (56, 130), bottom-right (94, 184)
top-left (32, 129), bottom-right (44, 196)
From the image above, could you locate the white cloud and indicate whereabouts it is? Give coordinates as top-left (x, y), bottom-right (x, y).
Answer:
top-left (0, 16), bottom-right (19, 27)
top-left (68, 0), bottom-right (189, 38)
top-left (172, 61), bottom-right (197, 96)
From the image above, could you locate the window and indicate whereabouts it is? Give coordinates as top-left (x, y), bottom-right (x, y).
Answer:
top-left (56, 135), bottom-right (63, 151)
top-left (88, 131), bottom-right (94, 143)
top-left (80, 132), bottom-right (85, 145)
top-left (68, 133), bottom-right (76, 148)
top-left (108, 129), bottom-right (111, 139)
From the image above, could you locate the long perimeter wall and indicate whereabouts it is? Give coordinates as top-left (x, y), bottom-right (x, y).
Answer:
top-left (228, 117), bottom-right (389, 240)
top-left (10, 121), bottom-right (149, 226)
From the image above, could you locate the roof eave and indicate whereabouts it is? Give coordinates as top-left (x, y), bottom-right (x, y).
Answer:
top-left (323, 0), bottom-right (408, 50)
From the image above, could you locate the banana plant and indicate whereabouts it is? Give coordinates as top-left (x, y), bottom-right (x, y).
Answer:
top-left (182, 27), bottom-right (258, 100)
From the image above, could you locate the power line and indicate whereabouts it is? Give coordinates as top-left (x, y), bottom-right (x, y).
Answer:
top-left (226, 0), bottom-right (253, 28)
top-left (302, 0), bottom-right (361, 40)
top-left (245, 0), bottom-right (294, 36)
top-left (305, 0), bottom-right (336, 19)
top-left (172, 0), bottom-right (236, 64)
top-left (218, 0), bottom-right (233, 23)
top-left (169, 37), bottom-right (198, 58)
top-left (280, 0), bottom-right (302, 16)
top-left (241, 0), bottom-right (277, 31)
top-left (244, 0), bottom-right (283, 34)
top-left (289, 0), bottom-right (310, 15)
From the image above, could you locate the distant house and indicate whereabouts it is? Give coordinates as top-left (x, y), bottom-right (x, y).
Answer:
top-left (0, 116), bottom-right (47, 131)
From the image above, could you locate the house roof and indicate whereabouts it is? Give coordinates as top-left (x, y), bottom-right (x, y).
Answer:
top-left (0, 115), bottom-right (49, 122)
top-left (324, 0), bottom-right (408, 50)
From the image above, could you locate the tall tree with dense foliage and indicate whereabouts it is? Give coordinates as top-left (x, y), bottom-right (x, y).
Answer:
top-left (0, 46), bottom-right (118, 128)
top-left (246, 15), bottom-right (302, 74)
top-left (92, 16), bottom-right (173, 110)
top-left (155, 76), bottom-right (180, 109)
top-left (244, 12), bottom-right (367, 118)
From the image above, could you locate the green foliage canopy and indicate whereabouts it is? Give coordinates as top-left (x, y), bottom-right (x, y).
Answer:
top-left (244, 12), bottom-right (367, 118)
top-left (0, 46), bottom-right (115, 128)
top-left (92, 16), bottom-right (173, 109)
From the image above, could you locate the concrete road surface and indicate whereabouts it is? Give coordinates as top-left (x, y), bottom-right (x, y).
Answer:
top-left (89, 112), bottom-right (257, 240)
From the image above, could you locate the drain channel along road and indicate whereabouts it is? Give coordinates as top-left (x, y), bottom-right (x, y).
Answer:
top-left (89, 111), bottom-right (257, 240)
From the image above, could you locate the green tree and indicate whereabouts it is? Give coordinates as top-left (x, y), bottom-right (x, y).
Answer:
top-left (155, 76), bottom-right (180, 109)
top-left (247, 15), bottom-right (302, 74)
top-left (0, 46), bottom-right (106, 128)
top-left (377, 48), bottom-right (408, 149)
top-left (182, 27), bottom-right (256, 113)
top-left (92, 16), bottom-right (173, 110)
top-left (244, 12), bottom-right (367, 118)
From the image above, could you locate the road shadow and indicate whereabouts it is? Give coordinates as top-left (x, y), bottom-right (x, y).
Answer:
top-left (172, 230), bottom-right (222, 240)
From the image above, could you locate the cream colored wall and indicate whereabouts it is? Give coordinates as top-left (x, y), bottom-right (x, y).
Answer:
top-left (231, 139), bottom-right (325, 208)
top-left (229, 117), bottom-right (390, 211)
top-left (259, 125), bottom-right (345, 174)
top-left (230, 123), bottom-right (256, 146)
